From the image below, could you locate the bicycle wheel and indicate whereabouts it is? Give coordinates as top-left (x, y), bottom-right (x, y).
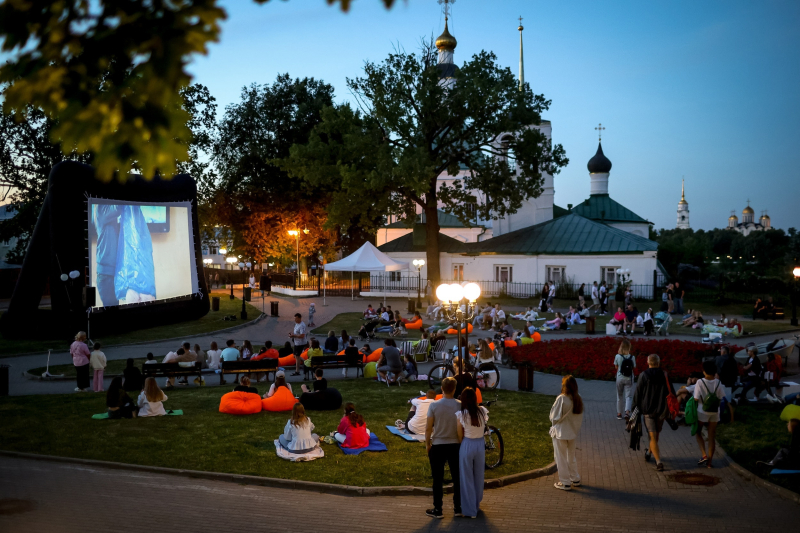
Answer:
top-left (428, 364), bottom-right (455, 389)
top-left (477, 362), bottom-right (500, 391)
top-left (484, 425), bottom-right (504, 469)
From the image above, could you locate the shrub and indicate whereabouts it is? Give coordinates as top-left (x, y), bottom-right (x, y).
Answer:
top-left (508, 337), bottom-right (742, 382)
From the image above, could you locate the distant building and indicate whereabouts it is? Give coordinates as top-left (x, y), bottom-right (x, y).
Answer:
top-left (676, 179), bottom-right (690, 229)
top-left (727, 201), bottom-right (771, 236)
top-left (0, 204), bottom-right (20, 268)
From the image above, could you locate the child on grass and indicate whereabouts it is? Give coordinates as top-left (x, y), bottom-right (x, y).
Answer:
top-left (279, 403), bottom-right (319, 453)
top-left (137, 377), bottom-right (168, 417)
top-left (334, 403), bottom-right (370, 448)
top-left (90, 342), bottom-right (107, 393)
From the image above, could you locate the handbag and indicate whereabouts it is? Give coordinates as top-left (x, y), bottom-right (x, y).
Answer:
top-left (663, 371), bottom-right (679, 419)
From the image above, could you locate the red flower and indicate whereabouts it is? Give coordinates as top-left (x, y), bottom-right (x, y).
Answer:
top-left (509, 338), bottom-right (742, 382)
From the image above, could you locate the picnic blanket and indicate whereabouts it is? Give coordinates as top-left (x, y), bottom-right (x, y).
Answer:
top-left (92, 410), bottom-right (184, 419)
top-left (337, 432), bottom-right (387, 455)
top-left (702, 324), bottom-right (741, 337)
top-left (771, 469), bottom-right (800, 475)
top-left (386, 424), bottom-right (425, 442)
top-left (274, 439), bottom-right (324, 462)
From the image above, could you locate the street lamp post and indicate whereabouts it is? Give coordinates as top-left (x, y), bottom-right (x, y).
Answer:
top-left (435, 282), bottom-right (482, 380)
top-left (792, 266), bottom-right (800, 327)
top-left (238, 261), bottom-right (252, 320)
top-left (288, 228), bottom-right (310, 288)
top-left (412, 259), bottom-right (425, 310)
top-left (226, 256), bottom-right (237, 298)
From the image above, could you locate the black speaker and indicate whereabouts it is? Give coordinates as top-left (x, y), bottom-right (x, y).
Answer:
top-left (260, 275), bottom-right (271, 291)
top-left (82, 286), bottom-right (96, 308)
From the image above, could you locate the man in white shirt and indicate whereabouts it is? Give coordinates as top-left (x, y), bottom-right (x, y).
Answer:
top-left (598, 282), bottom-right (608, 315)
top-left (289, 313), bottom-right (308, 376)
top-left (591, 282), bottom-right (600, 311)
top-left (405, 390), bottom-right (436, 435)
top-left (491, 304), bottom-right (504, 330)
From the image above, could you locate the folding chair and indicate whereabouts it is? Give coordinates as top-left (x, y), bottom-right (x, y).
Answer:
top-left (413, 339), bottom-right (430, 363)
top-left (432, 339), bottom-right (449, 362)
top-left (399, 341), bottom-right (414, 357)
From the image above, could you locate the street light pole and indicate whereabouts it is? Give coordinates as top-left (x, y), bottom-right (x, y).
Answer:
top-left (238, 261), bottom-right (251, 320)
top-left (413, 259), bottom-right (425, 310)
top-left (226, 256), bottom-right (237, 299)
top-left (792, 266), bottom-right (800, 327)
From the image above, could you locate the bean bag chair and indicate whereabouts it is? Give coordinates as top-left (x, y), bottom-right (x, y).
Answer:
top-left (533, 332), bottom-right (541, 342)
top-left (261, 386), bottom-right (298, 412)
top-left (504, 339), bottom-right (516, 348)
top-left (337, 350), bottom-right (345, 355)
top-left (277, 354), bottom-right (296, 366)
top-left (406, 319), bottom-right (424, 330)
top-left (300, 387), bottom-right (343, 411)
top-left (364, 348), bottom-right (382, 364)
top-left (219, 391), bottom-right (262, 415)
top-left (445, 323), bottom-right (474, 335)
top-left (780, 404), bottom-right (800, 422)
top-left (300, 349), bottom-right (309, 360)
top-left (364, 362), bottom-right (377, 378)
top-left (488, 342), bottom-right (495, 352)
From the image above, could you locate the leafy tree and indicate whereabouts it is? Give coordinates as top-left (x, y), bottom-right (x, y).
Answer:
top-left (284, 42), bottom-right (568, 282)
top-left (0, 0), bottom-right (398, 181)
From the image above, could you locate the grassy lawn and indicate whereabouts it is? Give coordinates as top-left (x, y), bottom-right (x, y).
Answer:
top-left (0, 295), bottom-right (261, 358)
top-left (716, 404), bottom-right (800, 495)
top-left (311, 312), bottom-right (425, 341)
top-left (0, 381), bottom-right (554, 487)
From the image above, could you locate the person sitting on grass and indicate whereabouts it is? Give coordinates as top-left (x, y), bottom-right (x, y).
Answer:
top-left (279, 403), bottom-right (319, 454)
top-left (756, 419), bottom-right (800, 470)
top-left (364, 304), bottom-right (377, 319)
top-left (264, 370), bottom-right (292, 398)
top-left (324, 331), bottom-right (339, 353)
top-left (402, 390), bottom-right (437, 435)
top-left (234, 376), bottom-right (259, 395)
top-left (544, 312), bottom-right (565, 331)
top-left (334, 402), bottom-right (370, 448)
top-left (566, 306), bottom-right (585, 326)
top-left (518, 328), bottom-right (534, 345)
top-left (391, 311), bottom-right (408, 337)
top-left (122, 358), bottom-right (144, 393)
top-left (301, 368), bottom-right (328, 394)
top-left (107, 376), bottom-right (138, 419)
top-left (681, 310), bottom-right (703, 327)
top-left (401, 354), bottom-right (419, 382)
top-left (137, 377), bottom-right (168, 417)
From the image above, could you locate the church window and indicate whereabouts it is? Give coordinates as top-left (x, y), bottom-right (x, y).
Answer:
top-left (453, 264), bottom-right (464, 281)
top-left (389, 271), bottom-right (401, 282)
top-left (547, 266), bottom-right (566, 283)
top-left (494, 265), bottom-right (513, 283)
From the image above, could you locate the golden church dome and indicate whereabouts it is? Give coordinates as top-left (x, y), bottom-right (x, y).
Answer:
top-left (436, 20), bottom-right (457, 51)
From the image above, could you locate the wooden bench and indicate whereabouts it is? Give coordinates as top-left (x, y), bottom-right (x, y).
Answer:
top-left (307, 354), bottom-right (364, 378)
top-left (219, 359), bottom-right (279, 385)
top-left (142, 362), bottom-right (203, 383)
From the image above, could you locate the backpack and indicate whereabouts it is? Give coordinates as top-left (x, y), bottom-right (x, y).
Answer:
top-left (620, 355), bottom-right (634, 378)
top-left (700, 379), bottom-right (721, 413)
top-left (719, 356), bottom-right (739, 387)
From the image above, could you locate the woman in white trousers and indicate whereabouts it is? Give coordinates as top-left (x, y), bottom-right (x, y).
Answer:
top-left (550, 375), bottom-right (585, 491)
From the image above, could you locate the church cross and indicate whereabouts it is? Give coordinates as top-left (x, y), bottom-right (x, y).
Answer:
top-left (519, 15), bottom-right (523, 25)
top-left (438, 0), bottom-right (455, 20)
top-left (595, 123), bottom-right (605, 142)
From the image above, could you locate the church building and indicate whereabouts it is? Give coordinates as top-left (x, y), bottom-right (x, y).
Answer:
top-left (378, 13), bottom-right (663, 294)
top-left (727, 201), bottom-right (772, 236)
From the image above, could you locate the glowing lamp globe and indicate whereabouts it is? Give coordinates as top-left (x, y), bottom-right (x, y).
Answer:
top-left (449, 283), bottom-right (464, 302)
top-left (464, 282), bottom-right (481, 302)
top-left (436, 283), bottom-right (450, 302)
top-left (794, 267), bottom-right (800, 278)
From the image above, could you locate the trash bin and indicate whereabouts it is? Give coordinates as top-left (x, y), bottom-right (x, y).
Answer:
top-left (0, 364), bottom-right (9, 396)
top-left (211, 296), bottom-right (220, 312)
top-left (408, 298), bottom-right (416, 313)
top-left (585, 316), bottom-right (596, 334)
top-left (243, 287), bottom-right (252, 302)
top-left (270, 301), bottom-right (279, 317)
top-left (517, 362), bottom-right (534, 392)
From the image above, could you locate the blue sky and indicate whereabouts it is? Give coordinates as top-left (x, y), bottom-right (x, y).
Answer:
top-left (188, 0), bottom-right (800, 231)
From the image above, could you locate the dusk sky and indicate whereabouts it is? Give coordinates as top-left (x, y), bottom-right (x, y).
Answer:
top-left (189, 0), bottom-right (799, 232)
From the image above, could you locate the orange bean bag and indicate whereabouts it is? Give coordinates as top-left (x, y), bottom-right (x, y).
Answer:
top-left (337, 350), bottom-right (345, 355)
top-left (445, 324), bottom-right (474, 335)
top-left (533, 332), bottom-right (541, 342)
top-left (503, 340), bottom-right (516, 348)
top-left (277, 354), bottom-right (296, 366)
top-left (261, 386), bottom-right (298, 412)
top-left (425, 388), bottom-right (483, 404)
top-left (219, 391), bottom-right (262, 415)
top-left (406, 319), bottom-right (424, 330)
top-left (364, 348), bottom-right (383, 364)
top-left (488, 342), bottom-right (495, 352)
top-left (300, 349), bottom-right (309, 360)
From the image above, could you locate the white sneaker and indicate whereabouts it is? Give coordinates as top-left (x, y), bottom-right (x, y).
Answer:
top-left (74, 387), bottom-right (82, 392)
top-left (766, 394), bottom-right (777, 404)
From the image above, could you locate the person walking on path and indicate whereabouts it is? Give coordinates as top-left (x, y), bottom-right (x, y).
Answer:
top-left (89, 342), bottom-right (107, 393)
top-left (694, 360), bottom-right (726, 468)
top-left (633, 354), bottom-right (675, 471)
top-left (590, 281), bottom-right (599, 313)
top-left (70, 331), bottom-right (91, 392)
top-left (425, 377), bottom-right (462, 519)
top-left (614, 339), bottom-right (636, 420)
top-left (550, 375), bottom-right (584, 490)
top-left (456, 387), bottom-right (488, 518)
top-left (599, 281), bottom-right (608, 315)
top-left (289, 313), bottom-right (308, 377)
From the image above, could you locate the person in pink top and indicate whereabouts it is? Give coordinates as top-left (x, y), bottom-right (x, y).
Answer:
top-left (334, 403), bottom-right (370, 448)
top-left (610, 307), bottom-right (626, 334)
top-left (70, 331), bottom-right (91, 392)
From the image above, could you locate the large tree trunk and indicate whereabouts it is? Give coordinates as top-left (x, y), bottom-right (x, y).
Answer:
top-left (424, 198), bottom-right (441, 285)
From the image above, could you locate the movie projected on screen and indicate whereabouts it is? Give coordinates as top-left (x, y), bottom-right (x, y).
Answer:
top-left (88, 200), bottom-right (199, 308)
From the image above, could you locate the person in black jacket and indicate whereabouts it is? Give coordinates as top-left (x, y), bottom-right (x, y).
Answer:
top-left (736, 347), bottom-right (765, 402)
top-left (122, 358), bottom-right (144, 393)
top-left (632, 354), bottom-right (675, 472)
top-left (757, 419), bottom-right (800, 470)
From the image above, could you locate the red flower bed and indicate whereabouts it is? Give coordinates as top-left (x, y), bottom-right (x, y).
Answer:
top-left (508, 337), bottom-right (743, 382)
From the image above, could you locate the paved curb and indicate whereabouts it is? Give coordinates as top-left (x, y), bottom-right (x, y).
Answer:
top-left (717, 444), bottom-right (800, 505)
top-left (0, 450), bottom-right (555, 496)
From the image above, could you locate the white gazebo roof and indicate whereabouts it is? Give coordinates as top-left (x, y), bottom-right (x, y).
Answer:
top-left (325, 241), bottom-right (408, 272)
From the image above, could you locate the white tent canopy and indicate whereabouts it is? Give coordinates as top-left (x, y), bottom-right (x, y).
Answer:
top-left (323, 242), bottom-right (409, 304)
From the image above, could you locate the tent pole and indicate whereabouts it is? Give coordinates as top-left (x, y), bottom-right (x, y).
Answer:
top-left (351, 270), bottom-right (353, 301)
top-left (383, 271), bottom-right (386, 309)
top-left (323, 265), bottom-right (326, 306)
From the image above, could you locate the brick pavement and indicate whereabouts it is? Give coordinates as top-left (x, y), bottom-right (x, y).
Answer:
top-left (2, 369), bottom-right (799, 532)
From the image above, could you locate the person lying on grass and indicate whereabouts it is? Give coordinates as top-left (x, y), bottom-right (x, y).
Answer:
top-left (334, 402), bottom-right (370, 448)
top-left (264, 370), bottom-right (292, 398)
top-left (137, 377), bottom-right (168, 417)
top-left (756, 419), bottom-right (800, 470)
top-left (279, 403), bottom-right (319, 454)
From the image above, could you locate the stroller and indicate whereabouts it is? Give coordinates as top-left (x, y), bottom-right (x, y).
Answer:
top-left (654, 312), bottom-right (671, 336)
top-left (358, 320), bottom-right (379, 341)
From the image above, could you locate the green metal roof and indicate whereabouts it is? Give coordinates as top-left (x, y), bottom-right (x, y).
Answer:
top-left (377, 231), bottom-right (469, 254)
top-left (553, 204), bottom-right (570, 218)
top-left (571, 194), bottom-right (650, 224)
top-left (470, 213), bottom-right (658, 255)
top-left (386, 210), bottom-right (479, 229)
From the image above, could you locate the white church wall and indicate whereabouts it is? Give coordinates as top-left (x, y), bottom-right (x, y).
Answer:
top-left (376, 226), bottom-right (488, 247)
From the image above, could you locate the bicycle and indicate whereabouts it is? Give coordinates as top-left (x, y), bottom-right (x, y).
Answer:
top-left (482, 395), bottom-right (504, 469)
top-left (427, 349), bottom-right (501, 392)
